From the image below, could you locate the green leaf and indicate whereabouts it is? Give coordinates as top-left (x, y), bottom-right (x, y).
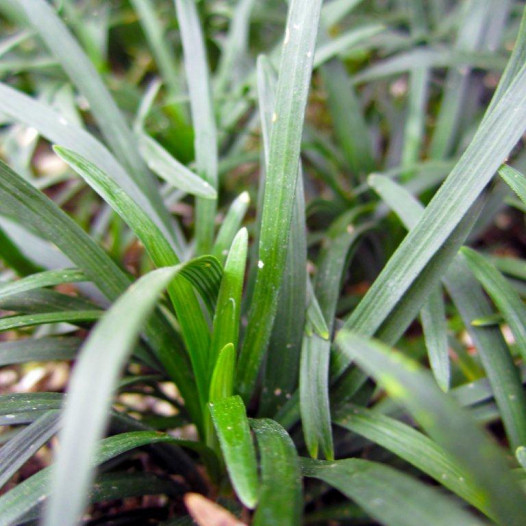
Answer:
top-left (212, 192), bottom-right (251, 263)
top-left (209, 395), bottom-right (259, 509)
top-left (0, 411), bottom-right (59, 489)
top-left (342, 50), bottom-right (526, 341)
top-left (209, 343), bottom-right (236, 404)
top-left (0, 159), bottom-right (200, 424)
top-left (0, 337), bottom-right (81, 366)
top-left (0, 431), bottom-right (213, 526)
top-left (138, 133), bottom-right (217, 199)
top-left (0, 310), bottom-right (101, 332)
top-left (333, 404), bottom-right (486, 514)
top-left (54, 145), bottom-right (214, 406)
top-left (43, 264), bottom-right (215, 526)
top-left (251, 419), bottom-right (302, 526)
top-left (337, 332), bottom-right (526, 525)
top-left (214, 0), bottom-right (256, 96)
top-left (15, 0), bottom-right (175, 243)
top-left (0, 268), bottom-right (87, 302)
top-left (0, 82), bottom-right (183, 254)
top-left (0, 393), bottom-right (62, 425)
top-left (209, 228), bottom-right (247, 371)
top-left (419, 287), bottom-right (449, 391)
top-left (129, 0), bottom-right (183, 98)
top-left (499, 165), bottom-right (526, 208)
top-left (0, 225), bottom-right (42, 276)
top-left (0, 289), bottom-right (97, 316)
top-left (368, 174), bottom-right (526, 446)
top-left (462, 247), bottom-right (526, 362)
top-left (256, 52), bottom-right (307, 417)
top-left (302, 458), bottom-right (486, 526)
top-left (305, 280), bottom-right (330, 341)
top-left (444, 256), bottom-right (526, 451)
top-left (369, 175), bottom-right (449, 390)
top-left (175, 0), bottom-right (218, 254)
top-left (300, 332), bottom-right (333, 460)
top-left (516, 446), bottom-right (526, 469)
top-left (238, 0), bottom-right (323, 400)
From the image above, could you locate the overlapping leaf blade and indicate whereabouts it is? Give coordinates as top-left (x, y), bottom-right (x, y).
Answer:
top-left (337, 332), bottom-right (526, 525)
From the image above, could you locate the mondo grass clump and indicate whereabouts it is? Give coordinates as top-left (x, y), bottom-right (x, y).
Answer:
top-left (1, 0), bottom-right (526, 524)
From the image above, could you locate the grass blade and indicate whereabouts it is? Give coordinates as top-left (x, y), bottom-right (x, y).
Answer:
top-left (337, 332), bottom-right (526, 525)
top-left (300, 332), bottom-right (333, 460)
top-left (369, 175), bottom-right (449, 389)
top-left (209, 343), bottom-right (236, 404)
top-left (462, 247), bottom-right (526, 362)
top-left (210, 228), bottom-right (248, 372)
top-left (0, 159), bottom-right (201, 432)
top-left (238, 0), bottom-right (323, 400)
top-left (334, 404), bottom-right (487, 514)
top-left (0, 393), bottom-right (62, 425)
top-left (499, 165), bottom-right (526, 207)
top-left (209, 395), bottom-right (259, 509)
top-left (0, 431), bottom-right (213, 526)
top-left (0, 337), bottom-right (80, 366)
top-left (16, 0), bottom-right (174, 239)
top-left (255, 52), bottom-right (307, 417)
top-left (251, 419), bottom-right (302, 525)
top-left (445, 255), bottom-right (526, 449)
top-left (0, 268), bottom-right (86, 302)
top-left (342, 57), bottom-right (526, 341)
top-left (368, 173), bottom-right (526, 447)
top-left (54, 146), bottom-right (213, 407)
top-left (0, 411), bottom-right (59, 489)
top-left (302, 458), bottom-right (486, 526)
top-left (0, 310), bottom-right (101, 332)
top-left (43, 264), bottom-right (213, 526)
top-left (0, 82), bottom-right (183, 255)
top-left (138, 133), bottom-right (217, 199)
top-left (175, 0), bottom-right (218, 254)
top-left (212, 192), bottom-right (251, 263)
top-left (419, 287), bottom-right (449, 391)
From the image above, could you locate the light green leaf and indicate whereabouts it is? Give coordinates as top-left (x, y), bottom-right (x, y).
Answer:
top-left (54, 145), bottom-right (214, 406)
top-left (0, 411), bottom-right (59, 489)
top-left (43, 264), bottom-right (215, 526)
top-left (0, 431), bottom-right (213, 526)
top-left (209, 395), bottom-right (259, 509)
top-left (175, 0), bottom-right (218, 254)
top-left (302, 458), bottom-right (487, 526)
top-left (0, 268), bottom-right (87, 302)
top-left (212, 192), bottom-right (251, 263)
top-left (499, 165), bottom-right (526, 208)
top-left (138, 133), bottom-right (217, 199)
top-left (462, 247), bottom-right (526, 362)
top-left (209, 343), bottom-right (236, 404)
top-left (0, 310), bottom-right (101, 332)
top-left (337, 332), bottom-right (526, 525)
top-left (251, 419), bottom-right (302, 525)
top-left (210, 228), bottom-right (247, 372)
top-left (334, 404), bottom-right (486, 514)
top-left (238, 0), bottom-right (323, 400)
top-left (0, 337), bottom-right (81, 366)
